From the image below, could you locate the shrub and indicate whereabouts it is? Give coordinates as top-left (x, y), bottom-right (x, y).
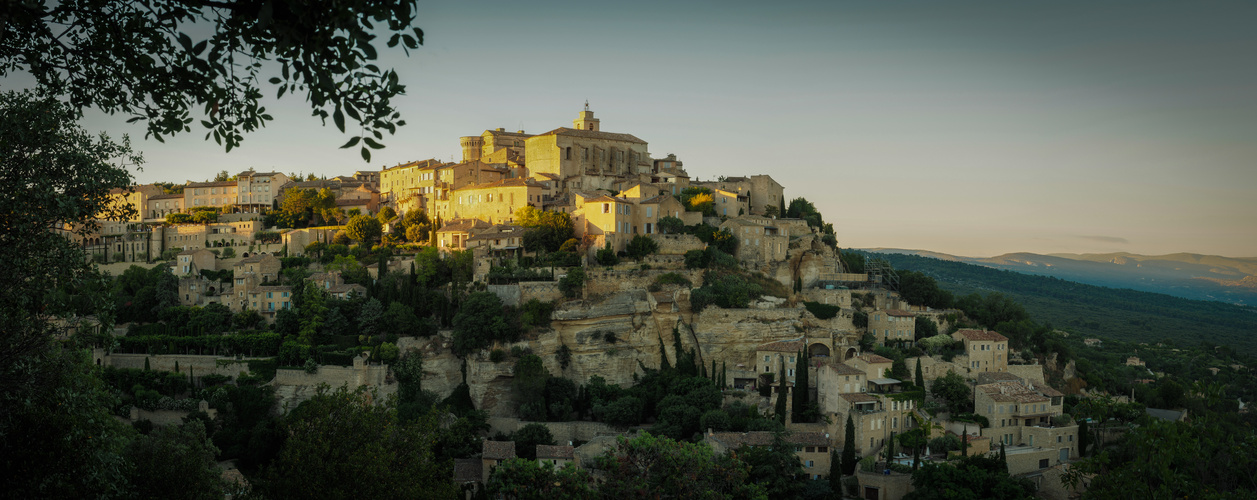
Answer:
top-left (804, 301), bottom-right (841, 320)
top-left (625, 234), bottom-right (659, 260)
top-left (654, 272), bottom-right (692, 288)
top-left (595, 243), bottom-right (618, 266)
top-left (603, 332), bottom-right (618, 344)
top-left (558, 267), bottom-right (586, 299)
top-left (303, 358), bottom-right (318, 374)
top-left (489, 349), bottom-right (507, 363)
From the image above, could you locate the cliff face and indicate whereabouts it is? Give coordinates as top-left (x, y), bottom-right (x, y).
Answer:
top-left (292, 232), bottom-right (864, 416)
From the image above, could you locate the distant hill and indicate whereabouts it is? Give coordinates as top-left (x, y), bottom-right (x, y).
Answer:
top-left (862, 251), bottom-right (1257, 356)
top-left (863, 248), bottom-right (1257, 306)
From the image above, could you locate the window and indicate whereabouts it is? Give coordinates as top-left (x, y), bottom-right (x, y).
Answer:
top-left (1039, 458), bottom-right (1049, 469)
top-left (806, 460), bottom-right (814, 468)
top-left (603, 203), bottom-right (610, 214)
top-left (565, 147), bottom-right (571, 160)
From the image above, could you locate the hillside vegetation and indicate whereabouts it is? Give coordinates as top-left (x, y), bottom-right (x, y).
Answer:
top-left (866, 251), bottom-right (1257, 356)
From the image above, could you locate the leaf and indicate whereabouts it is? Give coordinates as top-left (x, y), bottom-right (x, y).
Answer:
top-left (360, 147), bottom-right (371, 162)
top-left (333, 107), bottom-right (345, 132)
top-left (388, 34), bottom-right (400, 48)
top-left (192, 40), bottom-right (207, 56)
top-left (278, 86), bottom-right (286, 99)
top-left (177, 32), bottom-right (192, 51)
top-left (268, 77), bottom-right (281, 84)
top-left (200, 120), bottom-right (213, 128)
top-left (339, 137), bottom-right (360, 149)
top-left (363, 137), bottom-right (384, 150)
top-left (344, 105), bottom-right (360, 121)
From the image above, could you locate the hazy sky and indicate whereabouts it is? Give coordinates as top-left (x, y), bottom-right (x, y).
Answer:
top-left (51, 1), bottom-right (1257, 257)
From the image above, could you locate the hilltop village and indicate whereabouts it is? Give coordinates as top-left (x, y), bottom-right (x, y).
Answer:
top-left (79, 108), bottom-right (1177, 499)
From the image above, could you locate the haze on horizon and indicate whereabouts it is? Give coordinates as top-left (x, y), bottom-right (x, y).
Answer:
top-left (31, 1), bottom-right (1254, 258)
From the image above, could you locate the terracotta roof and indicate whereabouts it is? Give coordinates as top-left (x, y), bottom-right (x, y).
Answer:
top-left (177, 248), bottom-right (213, 255)
top-left (954, 329), bottom-right (1008, 342)
top-left (857, 354), bottom-right (893, 365)
top-left (536, 445), bottom-right (574, 460)
top-left (708, 431), bottom-right (828, 448)
top-left (438, 219), bottom-right (493, 233)
top-left (238, 171), bottom-right (284, 178)
top-left (482, 440), bottom-right (516, 460)
top-left (638, 194), bottom-right (674, 204)
top-left (534, 127), bottom-right (646, 144)
top-left (583, 195), bottom-right (627, 204)
top-left (467, 225), bottom-right (527, 242)
top-left (484, 129), bottom-right (532, 137)
top-left (453, 459), bottom-right (482, 482)
top-left (884, 310), bottom-right (916, 318)
top-left (386, 159), bottom-right (445, 171)
top-left (826, 362), bottom-right (865, 376)
top-left (976, 372), bottom-right (1023, 385)
top-left (328, 283), bottom-right (366, 295)
top-left (149, 193), bottom-right (184, 200)
top-left (459, 178), bottom-right (547, 191)
top-left (249, 285), bottom-right (291, 293)
top-left (840, 393), bottom-right (878, 403)
top-left (235, 254), bottom-right (277, 265)
top-left (977, 381), bottom-right (1050, 403)
top-left (335, 199), bottom-right (370, 207)
top-left (534, 173), bottom-right (559, 180)
top-left (757, 338), bottom-right (806, 353)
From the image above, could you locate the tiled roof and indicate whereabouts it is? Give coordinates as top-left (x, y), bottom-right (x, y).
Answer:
top-left (460, 178), bottom-right (547, 190)
top-left (638, 194), bottom-right (674, 204)
top-left (178, 248), bottom-right (213, 255)
top-left (453, 459), bottom-right (482, 482)
top-left (150, 193), bottom-right (184, 200)
top-left (249, 285), bottom-right (291, 293)
top-left (977, 381), bottom-right (1050, 403)
top-left (328, 283), bottom-right (366, 295)
top-left (857, 354), bottom-right (893, 365)
top-left (534, 127), bottom-right (646, 144)
top-left (954, 329), bottom-right (1008, 342)
top-left (826, 362), bottom-right (865, 376)
top-left (536, 445), bottom-right (575, 459)
top-left (534, 173), bottom-right (559, 180)
top-left (482, 440), bottom-right (516, 460)
top-left (582, 195), bottom-right (627, 204)
top-left (757, 338), bottom-right (805, 353)
top-left (840, 393), bottom-right (878, 403)
top-left (235, 254), bottom-right (276, 265)
top-left (438, 219), bottom-right (493, 233)
top-left (335, 199), bottom-right (370, 207)
top-left (238, 171), bottom-right (284, 178)
top-left (467, 225), bottom-right (527, 242)
top-left (484, 129), bottom-right (532, 137)
top-left (885, 310), bottom-right (916, 318)
top-left (976, 372), bottom-right (1023, 385)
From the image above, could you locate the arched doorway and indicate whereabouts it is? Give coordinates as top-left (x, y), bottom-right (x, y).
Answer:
top-left (843, 347), bottom-right (858, 361)
top-left (809, 343), bottom-right (831, 359)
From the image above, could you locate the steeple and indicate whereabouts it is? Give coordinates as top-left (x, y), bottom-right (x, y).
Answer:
top-left (573, 103), bottom-right (600, 131)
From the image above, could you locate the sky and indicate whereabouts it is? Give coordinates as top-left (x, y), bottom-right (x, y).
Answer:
top-left (43, 1), bottom-right (1257, 258)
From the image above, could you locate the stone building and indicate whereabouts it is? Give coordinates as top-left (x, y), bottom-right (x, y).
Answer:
top-left (172, 249), bottom-right (216, 276)
top-left (524, 108), bottom-right (651, 193)
top-left (755, 338), bottom-right (807, 385)
top-left (234, 170), bottom-right (289, 212)
top-left (437, 219), bottom-right (493, 250)
top-left (869, 310), bottom-right (917, 346)
top-left (480, 440), bottom-right (516, 484)
top-left (974, 378), bottom-right (1072, 454)
top-left (146, 193), bottom-right (186, 220)
top-left (535, 444), bottom-right (575, 469)
top-left (719, 217), bottom-right (790, 264)
top-left (952, 329), bottom-right (1010, 373)
top-left (449, 178), bottom-right (546, 224)
top-left (697, 175), bottom-right (785, 216)
top-left (703, 431), bottom-right (833, 479)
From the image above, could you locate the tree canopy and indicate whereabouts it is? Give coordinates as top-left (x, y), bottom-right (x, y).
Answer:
top-left (2, 0), bottom-right (425, 160)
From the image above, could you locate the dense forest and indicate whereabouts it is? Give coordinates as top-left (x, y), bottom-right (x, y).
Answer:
top-left (863, 251), bottom-right (1257, 356)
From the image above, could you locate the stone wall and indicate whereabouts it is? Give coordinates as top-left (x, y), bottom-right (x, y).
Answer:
top-left (910, 356), bottom-right (970, 383)
top-left (1008, 364), bottom-right (1046, 383)
top-left (106, 353), bottom-right (267, 379)
top-left (487, 417), bottom-right (623, 445)
top-left (856, 469), bottom-right (914, 500)
top-left (647, 234), bottom-right (705, 255)
top-left (583, 269), bottom-right (703, 297)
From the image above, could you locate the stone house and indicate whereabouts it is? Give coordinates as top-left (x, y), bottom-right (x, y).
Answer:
top-left (974, 378), bottom-right (1074, 461)
top-left (710, 187), bottom-right (749, 218)
top-left (718, 217), bottom-right (789, 263)
top-left (183, 180), bottom-right (239, 210)
top-left (703, 431), bottom-right (833, 479)
top-left (952, 329), bottom-right (1009, 373)
top-left (437, 218), bottom-right (493, 250)
top-left (449, 178), bottom-right (546, 224)
top-left (847, 354), bottom-right (894, 388)
top-left (816, 358), bottom-right (919, 456)
top-left (480, 440), bottom-right (516, 483)
top-left (146, 193), bottom-right (186, 220)
top-left (1125, 356), bottom-right (1145, 367)
top-left (308, 271), bottom-right (367, 300)
top-left (465, 224), bottom-right (527, 252)
top-left (535, 444), bottom-right (574, 469)
top-left (234, 170), bottom-right (289, 213)
top-left (452, 458), bottom-right (482, 498)
top-left (178, 276), bottom-right (229, 307)
top-left (869, 310), bottom-right (917, 346)
top-left (245, 285), bottom-right (294, 317)
top-left (755, 338), bottom-right (807, 386)
top-left (108, 184), bottom-right (165, 222)
top-left (698, 175), bottom-right (785, 216)
top-left (173, 249), bottom-right (216, 276)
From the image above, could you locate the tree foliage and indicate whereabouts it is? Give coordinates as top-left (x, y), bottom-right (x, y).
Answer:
top-left (259, 386), bottom-right (454, 499)
top-left (3, 0), bottom-right (425, 159)
top-left (930, 370), bottom-right (972, 415)
top-left (344, 214), bottom-right (383, 245)
top-left (593, 432), bottom-right (766, 499)
top-left (487, 459), bottom-right (595, 500)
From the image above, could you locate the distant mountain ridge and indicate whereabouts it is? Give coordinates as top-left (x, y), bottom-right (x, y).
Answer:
top-left (861, 248), bottom-right (1257, 306)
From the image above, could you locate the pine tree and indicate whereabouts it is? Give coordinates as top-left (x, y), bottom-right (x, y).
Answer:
top-left (915, 358), bottom-right (924, 389)
top-left (792, 350), bottom-right (809, 422)
top-left (841, 414), bottom-right (857, 475)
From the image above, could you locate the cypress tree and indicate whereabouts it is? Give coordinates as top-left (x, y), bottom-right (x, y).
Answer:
top-left (775, 383), bottom-right (789, 424)
top-left (915, 358), bottom-right (924, 389)
top-left (144, 357), bottom-right (150, 371)
top-left (710, 360), bottom-right (716, 381)
top-left (174, 360), bottom-right (180, 373)
top-left (829, 450), bottom-right (842, 492)
top-left (721, 361), bottom-right (727, 388)
top-left (999, 441), bottom-right (1008, 472)
top-left (962, 424), bottom-right (969, 456)
top-left (658, 336), bottom-right (671, 371)
top-left (841, 414), bottom-right (857, 475)
top-left (792, 350), bottom-right (809, 422)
